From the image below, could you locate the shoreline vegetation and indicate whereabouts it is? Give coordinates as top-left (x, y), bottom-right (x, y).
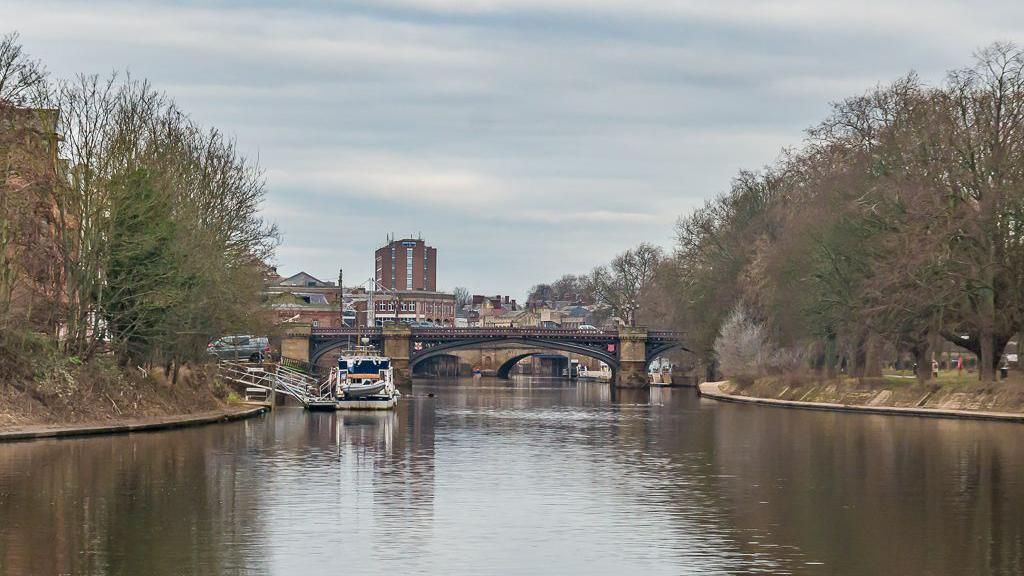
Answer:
top-left (672, 42), bottom-right (1024, 388)
top-left (0, 331), bottom-right (238, 430)
top-left (701, 374), bottom-right (1024, 422)
top-left (1, 32), bottom-right (275, 431)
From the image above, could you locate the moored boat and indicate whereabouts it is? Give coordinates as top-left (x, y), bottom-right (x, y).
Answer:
top-left (314, 347), bottom-right (399, 410)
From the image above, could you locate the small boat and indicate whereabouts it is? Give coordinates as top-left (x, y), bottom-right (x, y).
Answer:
top-left (310, 347), bottom-right (400, 410)
top-left (343, 378), bottom-right (387, 398)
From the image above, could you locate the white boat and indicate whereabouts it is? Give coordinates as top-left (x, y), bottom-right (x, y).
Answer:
top-left (315, 347), bottom-right (399, 409)
top-left (343, 379), bottom-right (387, 398)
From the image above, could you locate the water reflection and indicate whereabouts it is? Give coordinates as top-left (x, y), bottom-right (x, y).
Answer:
top-left (0, 377), bottom-right (1022, 575)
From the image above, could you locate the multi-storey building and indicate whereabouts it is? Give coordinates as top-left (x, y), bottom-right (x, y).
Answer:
top-left (370, 290), bottom-right (456, 326)
top-left (375, 236), bottom-right (437, 292)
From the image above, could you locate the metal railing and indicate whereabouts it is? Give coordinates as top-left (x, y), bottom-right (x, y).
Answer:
top-left (218, 361), bottom-right (320, 407)
top-left (309, 326), bottom-right (682, 339)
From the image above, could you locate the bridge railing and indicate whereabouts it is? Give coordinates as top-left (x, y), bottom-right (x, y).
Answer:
top-left (310, 326), bottom-right (627, 338)
top-left (410, 328), bottom-right (618, 338)
top-left (647, 330), bottom-right (684, 339)
top-left (311, 327), bottom-right (382, 337)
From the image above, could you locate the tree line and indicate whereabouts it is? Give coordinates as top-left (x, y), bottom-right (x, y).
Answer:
top-left (671, 42), bottom-right (1024, 383)
top-left (535, 43), bottom-right (1024, 384)
top-left (0, 32), bottom-right (276, 377)
top-left (527, 242), bottom-right (669, 328)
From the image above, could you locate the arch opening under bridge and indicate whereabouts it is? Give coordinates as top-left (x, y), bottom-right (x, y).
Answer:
top-left (409, 337), bottom-right (620, 380)
top-left (412, 353), bottom-right (461, 378)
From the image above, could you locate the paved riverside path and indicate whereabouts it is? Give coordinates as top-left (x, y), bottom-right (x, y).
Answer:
top-left (0, 405), bottom-right (269, 442)
top-left (699, 381), bottom-right (1024, 423)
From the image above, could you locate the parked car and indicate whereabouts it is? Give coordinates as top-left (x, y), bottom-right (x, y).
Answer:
top-left (207, 335), bottom-right (271, 362)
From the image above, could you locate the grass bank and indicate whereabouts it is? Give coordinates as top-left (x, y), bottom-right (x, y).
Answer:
top-left (721, 370), bottom-right (1024, 414)
top-left (0, 331), bottom-right (233, 430)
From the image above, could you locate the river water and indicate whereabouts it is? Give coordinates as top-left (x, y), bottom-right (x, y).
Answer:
top-left (1, 378), bottom-right (1022, 575)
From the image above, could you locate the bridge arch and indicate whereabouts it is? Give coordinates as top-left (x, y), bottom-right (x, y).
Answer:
top-left (412, 353), bottom-right (461, 377)
top-left (496, 352), bottom-right (548, 379)
top-left (493, 352), bottom-right (608, 379)
top-left (410, 337), bottom-right (619, 378)
top-left (309, 337), bottom-right (384, 368)
top-left (645, 341), bottom-right (687, 368)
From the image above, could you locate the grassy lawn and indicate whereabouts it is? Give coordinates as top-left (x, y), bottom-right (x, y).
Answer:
top-left (881, 368), bottom-right (1024, 390)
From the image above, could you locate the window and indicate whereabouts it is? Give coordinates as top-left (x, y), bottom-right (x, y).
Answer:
top-left (311, 320), bottom-right (319, 328)
top-left (406, 249), bottom-right (414, 290)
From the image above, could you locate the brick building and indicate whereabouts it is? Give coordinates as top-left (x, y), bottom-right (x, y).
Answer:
top-left (370, 290), bottom-right (456, 326)
top-left (0, 104), bottom-right (65, 332)
top-left (375, 236), bottom-right (437, 291)
top-left (264, 271), bottom-right (347, 328)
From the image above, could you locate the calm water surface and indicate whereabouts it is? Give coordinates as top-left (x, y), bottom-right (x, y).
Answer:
top-left (1, 378), bottom-right (1023, 575)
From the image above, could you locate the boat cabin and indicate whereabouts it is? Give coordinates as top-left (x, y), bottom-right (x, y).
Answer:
top-left (339, 357), bottom-right (391, 382)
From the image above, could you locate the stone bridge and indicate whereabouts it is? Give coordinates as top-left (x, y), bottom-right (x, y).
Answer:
top-left (281, 326), bottom-right (685, 388)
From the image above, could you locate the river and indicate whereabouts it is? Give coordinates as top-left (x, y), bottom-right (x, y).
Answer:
top-left (1, 378), bottom-right (1022, 575)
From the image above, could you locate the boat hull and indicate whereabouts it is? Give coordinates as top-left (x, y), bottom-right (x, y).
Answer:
top-left (307, 397), bottom-right (398, 411)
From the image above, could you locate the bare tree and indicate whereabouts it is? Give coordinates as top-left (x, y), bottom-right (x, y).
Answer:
top-left (590, 243), bottom-right (663, 327)
top-left (452, 286), bottom-right (470, 315)
top-left (714, 305), bottom-right (772, 386)
top-left (0, 32), bottom-right (47, 106)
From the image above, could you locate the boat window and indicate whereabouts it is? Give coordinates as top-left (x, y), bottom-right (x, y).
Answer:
top-left (349, 359), bottom-right (391, 373)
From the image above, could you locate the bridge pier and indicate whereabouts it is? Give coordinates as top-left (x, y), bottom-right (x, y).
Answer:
top-left (383, 325), bottom-right (413, 387)
top-left (281, 323), bottom-right (312, 366)
top-left (616, 326), bottom-right (649, 388)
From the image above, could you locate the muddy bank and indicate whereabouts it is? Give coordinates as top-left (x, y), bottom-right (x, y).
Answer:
top-left (0, 356), bottom-right (233, 430)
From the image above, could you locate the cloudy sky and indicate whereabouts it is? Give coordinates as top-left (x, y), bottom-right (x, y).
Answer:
top-left (7, 0), bottom-right (1024, 297)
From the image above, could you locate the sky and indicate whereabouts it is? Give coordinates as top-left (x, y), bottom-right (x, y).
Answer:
top-left (6, 0), bottom-right (1024, 298)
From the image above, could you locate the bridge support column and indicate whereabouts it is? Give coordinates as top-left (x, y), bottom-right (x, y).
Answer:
top-left (617, 326), bottom-right (649, 388)
top-left (282, 323), bottom-right (312, 366)
top-left (383, 325), bottom-right (413, 387)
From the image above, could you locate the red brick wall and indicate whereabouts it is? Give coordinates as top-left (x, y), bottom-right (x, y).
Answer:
top-left (375, 239), bottom-right (437, 291)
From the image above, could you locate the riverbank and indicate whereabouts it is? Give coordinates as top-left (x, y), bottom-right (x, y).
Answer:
top-left (699, 378), bottom-right (1024, 422)
top-left (0, 405), bottom-right (268, 441)
top-left (0, 333), bottom-right (240, 431)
